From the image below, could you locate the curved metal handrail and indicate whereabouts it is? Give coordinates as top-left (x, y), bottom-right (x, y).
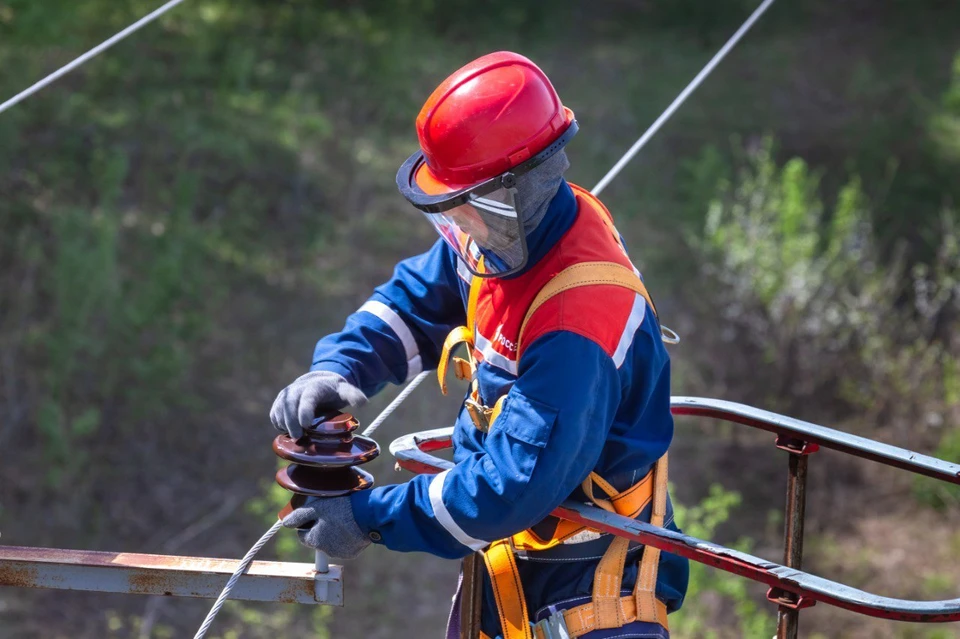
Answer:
top-left (390, 410), bottom-right (960, 623)
top-left (672, 397), bottom-right (960, 484)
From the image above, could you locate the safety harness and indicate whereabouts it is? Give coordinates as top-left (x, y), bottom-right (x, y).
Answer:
top-left (437, 186), bottom-right (672, 638)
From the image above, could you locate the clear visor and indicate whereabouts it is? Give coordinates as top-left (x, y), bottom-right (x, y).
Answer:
top-left (422, 186), bottom-right (527, 277)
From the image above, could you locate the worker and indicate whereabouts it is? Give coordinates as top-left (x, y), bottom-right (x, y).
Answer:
top-left (271, 51), bottom-right (689, 639)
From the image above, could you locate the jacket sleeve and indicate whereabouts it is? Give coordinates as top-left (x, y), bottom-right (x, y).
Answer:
top-left (350, 330), bottom-right (624, 558)
top-left (310, 239), bottom-right (466, 398)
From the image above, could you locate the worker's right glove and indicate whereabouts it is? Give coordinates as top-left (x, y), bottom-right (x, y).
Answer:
top-left (270, 371), bottom-right (366, 440)
top-left (281, 495), bottom-right (371, 559)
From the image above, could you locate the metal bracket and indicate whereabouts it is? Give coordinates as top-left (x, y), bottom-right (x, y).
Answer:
top-left (775, 434), bottom-right (820, 456)
top-left (767, 587), bottom-right (816, 611)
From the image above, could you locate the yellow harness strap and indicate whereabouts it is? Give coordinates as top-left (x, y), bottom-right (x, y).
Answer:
top-left (482, 457), bottom-right (668, 638)
top-left (483, 539), bottom-right (534, 639)
top-left (581, 470), bottom-right (655, 519)
top-left (516, 262), bottom-right (657, 355)
top-left (580, 472), bottom-right (618, 513)
top-left (540, 455), bottom-right (669, 637)
top-left (438, 326), bottom-right (475, 396)
top-left (633, 454), bottom-right (668, 622)
top-left (439, 263), bottom-right (510, 430)
top-left (546, 595), bottom-right (668, 639)
top-left (510, 467), bottom-right (654, 553)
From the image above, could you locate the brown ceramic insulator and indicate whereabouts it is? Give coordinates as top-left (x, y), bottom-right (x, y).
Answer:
top-left (275, 464), bottom-right (374, 498)
top-left (306, 412), bottom-right (359, 435)
top-left (277, 493), bottom-right (309, 520)
top-left (274, 411), bottom-right (377, 520)
top-left (272, 432), bottom-right (380, 468)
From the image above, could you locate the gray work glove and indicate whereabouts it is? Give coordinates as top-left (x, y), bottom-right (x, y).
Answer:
top-left (281, 495), bottom-right (371, 559)
top-left (269, 370), bottom-right (367, 439)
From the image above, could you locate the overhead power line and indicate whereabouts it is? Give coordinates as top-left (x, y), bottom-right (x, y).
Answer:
top-left (0, 0), bottom-right (188, 116)
top-left (591, 0), bottom-right (778, 195)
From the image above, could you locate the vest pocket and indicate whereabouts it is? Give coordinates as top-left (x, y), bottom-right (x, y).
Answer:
top-left (483, 393), bottom-right (558, 504)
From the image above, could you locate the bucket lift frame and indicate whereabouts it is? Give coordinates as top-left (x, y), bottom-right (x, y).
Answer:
top-left (390, 396), bottom-right (960, 639)
top-left (1, 396), bottom-right (958, 637)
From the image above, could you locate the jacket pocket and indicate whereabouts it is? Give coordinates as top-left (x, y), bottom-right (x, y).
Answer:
top-left (482, 393), bottom-right (558, 504)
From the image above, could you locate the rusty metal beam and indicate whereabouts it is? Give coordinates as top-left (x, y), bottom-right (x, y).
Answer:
top-left (460, 553), bottom-right (485, 639)
top-left (776, 451), bottom-right (811, 638)
top-left (0, 545), bottom-right (342, 606)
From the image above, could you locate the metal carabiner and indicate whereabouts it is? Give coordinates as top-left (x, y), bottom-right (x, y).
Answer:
top-left (531, 612), bottom-right (572, 639)
top-left (464, 398), bottom-right (491, 432)
top-left (660, 325), bottom-right (681, 345)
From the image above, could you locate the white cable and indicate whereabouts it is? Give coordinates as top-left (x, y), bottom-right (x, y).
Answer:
top-left (192, 519), bottom-right (283, 639)
top-left (0, 0), bottom-right (188, 116)
top-left (590, 0), bottom-right (778, 195)
top-left (361, 370), bottom-right (430, 438)
top-left (193, 372), bottom-right (429, 637)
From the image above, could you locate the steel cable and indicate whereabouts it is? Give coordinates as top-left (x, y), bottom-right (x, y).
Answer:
top-left (590, 0), bottom-right (778, 195)
top-left (192, 519), bottom-right (283, 639)
top-left (361, 370), bottom-right (430, 438)
top-left (193, 371), bottom-right (429, 638)
top-left (0, 0), bottom-right (188, 116)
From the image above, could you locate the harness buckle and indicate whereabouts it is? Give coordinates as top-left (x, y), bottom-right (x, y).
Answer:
top-left (452, 356), bottom-right (474, 382)
top-left (531, 613), bottom-right (571, 639)
top-left (464, 398), bottom-right (490, 432)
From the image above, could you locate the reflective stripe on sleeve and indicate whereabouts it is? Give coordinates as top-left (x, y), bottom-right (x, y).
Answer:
top-left (358, 300), bottom-right (422, 377)
top-left (405, 354), bottom-right (423, 381)
top-left (427, 470), bottom-right (489, 551)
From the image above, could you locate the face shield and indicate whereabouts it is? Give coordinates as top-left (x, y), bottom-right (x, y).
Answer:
top-left (397, 121), bottom-right (578, 278)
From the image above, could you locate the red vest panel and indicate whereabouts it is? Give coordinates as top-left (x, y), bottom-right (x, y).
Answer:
top-left (471, 184), bottom-right (646, 374)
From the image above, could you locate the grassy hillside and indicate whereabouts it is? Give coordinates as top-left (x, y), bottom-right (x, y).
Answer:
top-left (1, 1), bottom-right (958, 637)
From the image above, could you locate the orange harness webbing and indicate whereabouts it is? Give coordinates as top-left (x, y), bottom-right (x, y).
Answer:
top-left (484, 455), bottom-right (670, 639)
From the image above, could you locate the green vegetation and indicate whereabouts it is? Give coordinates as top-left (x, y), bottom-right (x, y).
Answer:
top-left (692, 137), bottom-right (959, 427)
top-left (671, 485), bottom-right (776, 639)
top-left (1, 1), bottom-right (959, 638)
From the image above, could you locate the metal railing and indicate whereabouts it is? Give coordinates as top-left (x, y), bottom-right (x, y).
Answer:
top-left (390, 396), bottom-right (960, 638)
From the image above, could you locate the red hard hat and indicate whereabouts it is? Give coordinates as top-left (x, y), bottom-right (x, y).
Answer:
top-left (414, 51), bottom-right (575, 194)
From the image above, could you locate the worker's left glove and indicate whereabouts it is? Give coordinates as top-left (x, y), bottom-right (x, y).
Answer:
top-left (281, 495), bottom-right (371, 559)
top-left (270, 370), bottom-right (367, 440)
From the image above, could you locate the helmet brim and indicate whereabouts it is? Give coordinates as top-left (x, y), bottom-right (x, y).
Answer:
top-left (397, 119), bottom-right (578, 214)
top-left (413, 160), bottom-right (477, 197)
